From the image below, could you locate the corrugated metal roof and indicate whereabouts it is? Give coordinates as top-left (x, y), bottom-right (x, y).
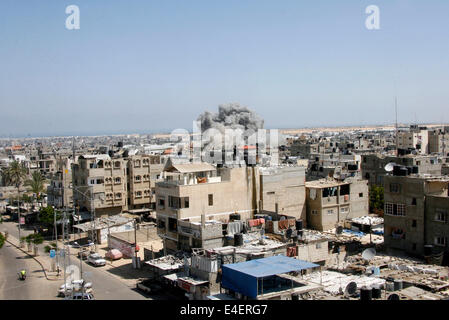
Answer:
top-left (222, 255), bottom-right (319, 278)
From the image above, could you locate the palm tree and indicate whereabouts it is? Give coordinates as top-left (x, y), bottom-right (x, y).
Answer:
top-left (0, 168), bottom-right (11, 186)
top-left (27, 171), bottom-right (45, 200)
top-left (6, 161), bottom-right (28, 242)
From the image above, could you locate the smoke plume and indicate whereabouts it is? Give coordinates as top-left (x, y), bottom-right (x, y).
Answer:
top-left (197, 103), bottom-right (264, 133)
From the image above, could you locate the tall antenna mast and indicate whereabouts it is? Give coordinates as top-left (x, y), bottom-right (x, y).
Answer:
top-left (395, 96), bottom-right (399, 156)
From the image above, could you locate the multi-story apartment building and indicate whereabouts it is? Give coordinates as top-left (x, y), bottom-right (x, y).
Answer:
top-left (397, 130), bottom-right (429, 155)
top-left (127, 155), bottom-right (164, 211)
top-left (155, 161), bottom-right (308, 252)
top-left (73, 155), bottom-right (128, 217)
top-left (47, 157), bottom-right (73, 208)
top-left (428, 127), bottom-right (449, 155)
top-left (383, 174), bottom-right (449, 258)
top-left (305, 178), bottom-right (369, 231)
top-left (72, 154), bottom-right (164, 218)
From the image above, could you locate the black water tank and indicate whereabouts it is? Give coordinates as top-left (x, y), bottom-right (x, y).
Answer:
top-left (424, 245), bottom-right (434, 256)
top-left (372, 286), bottom-right (382, 299)
top-left (297, 230), bottom-right (304, 238)
top-left (336, 226), bottom-right (343, 234)
top-left (286, 228), bottom-right (293, 238)
top-left (388, 294), bottom-right (400, 301)
top-left (295, 219), bottom-right (303, 231)
top-left (360, 287), bottom-right (373, 301)
top-left (394, 279), bottom-right (403, 291)
top-left (234, 233), bottom-right (243, 246)
top-left (230, 213), bottom-right (241, 221)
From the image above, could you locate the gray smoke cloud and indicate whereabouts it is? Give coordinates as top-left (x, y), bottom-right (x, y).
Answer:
top-left (197, 103), bottom-right (264, 133)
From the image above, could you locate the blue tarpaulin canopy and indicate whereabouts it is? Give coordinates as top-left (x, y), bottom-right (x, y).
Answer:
top-left (221, 255), bottom-right (319, 298)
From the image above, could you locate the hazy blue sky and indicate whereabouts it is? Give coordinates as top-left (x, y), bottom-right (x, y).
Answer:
top-left (1, 1), bottom-right (449, 137)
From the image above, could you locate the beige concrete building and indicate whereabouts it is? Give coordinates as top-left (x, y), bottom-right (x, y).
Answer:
top-left (47, 157), bottom-right (73, 208)
top-left (155, 161), bottom-right (309, 252)
top-left (305, 178), bottom-right (369, 231)
top-left (127, 155), bottom-right (164, 211)
top-left (155, 162), bottom-right (257, 252)
top-left (73, 155), bottom-right (127, 217)
top-left (383, 174), bottom-right (449, 258)
top-left (397, 128), bottom-right (429, 155)
top-left (72, 154), bottom-right (165, 218)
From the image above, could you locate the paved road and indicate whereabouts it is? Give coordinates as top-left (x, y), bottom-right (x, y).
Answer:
top-left (1, 220), bottom-right (148, 300)
top-left (0, 242), bottom-right (60, 300)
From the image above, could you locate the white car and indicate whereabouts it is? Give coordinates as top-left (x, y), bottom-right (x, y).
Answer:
top-left (87, 253), bottom-right (106, 266)
top-left (58, 280), bottom-right (92, 297)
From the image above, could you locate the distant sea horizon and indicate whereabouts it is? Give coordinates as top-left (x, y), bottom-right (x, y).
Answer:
top-left (1, 122), bottom-right (447, 140)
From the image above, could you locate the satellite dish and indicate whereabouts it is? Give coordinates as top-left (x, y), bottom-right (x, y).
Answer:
top-left (362, 248), bottom-right (376, 261)
top-left (388, 294), bottom-right (400, 301)
top-left (384, 162), bottom-right (396, 172)
top-left (344, 281), bottom-right (358, 297)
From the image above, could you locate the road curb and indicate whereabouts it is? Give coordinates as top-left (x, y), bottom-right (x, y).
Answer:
top-left (4, 236), bottom-right (61, 282)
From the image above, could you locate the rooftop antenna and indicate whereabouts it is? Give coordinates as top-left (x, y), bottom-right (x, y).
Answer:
top-left (395, 96), bottom-right (399, 157)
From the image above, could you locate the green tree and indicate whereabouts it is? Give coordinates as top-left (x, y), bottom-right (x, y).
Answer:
top-left (0, 233), bottom-right (5, 249)
top-left (38, 206), bottom-right (62, 227)
top-left (369, 185), bottom-right (384, 215)
top-left (6, 161), bottom-right (28, 190)
top-left (26, 171), bottom-right (46, 199)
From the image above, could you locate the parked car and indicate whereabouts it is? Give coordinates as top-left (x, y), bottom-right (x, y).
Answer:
top-left (68, 292), bottom-right (94, 300)
top-left (58, 280), bottom-right (92, 297)
top-left (77, 250), bottom-right (91, 260)
top-left (87, 253), bottom-right (106, 266)
top-left (136, 279), bottom-right (162, 294)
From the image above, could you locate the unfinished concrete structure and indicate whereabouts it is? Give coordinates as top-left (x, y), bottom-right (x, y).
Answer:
top-left (305, 178), bottom-right (369, 231)
top-left (47, 157), bottom-right (73, 208)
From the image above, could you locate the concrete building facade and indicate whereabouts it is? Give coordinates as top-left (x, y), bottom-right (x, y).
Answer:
top-left (305, 178), bottom-right (369, 231)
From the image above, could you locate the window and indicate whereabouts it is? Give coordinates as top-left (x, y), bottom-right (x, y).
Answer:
top-left (184, 197), bottom-right (189, 209)
top-left (385, 203), bottom-right (406, 216)
top-left (157, 219), bottom-right (166, 229)
top-left (341, 207), bottom-right (349, 213)
top-left (267, 191), bottom-right (276, 195)
top-left (340, 184), bottom-right (350, 196)
top-left (412, 243), bottom-right (417, 251)
top-left (412, 220), bottom-right (417, 228)
top-left (316, 243), bottom-right (322, 249)
top-left (412, 198), bottom-right (417, 205)
top-left (168, 218), bottom-right (177, 232)
top-left (311, 210), bottom-right (318, 215)
top-left (115, 193), bottom-right (122, 199)
top-left (114, 177), bottom-right (121, 184)
top-left (359, 193), bottom-right (363, 198)
top-left (390, 183), bottom-right (401, 193)
top-left (135, 175), bottom-right (141, 182)
top-left (435, 209), bottom-right (448, 222)
top-left (158, 198), bottom-right (165, 209)
top-left (208, 194), bottom-right (213, 206)
top-left (168, 196), bottom-right (180, 209)
top-left (435, 236), bottom-right (447, 247)
top-left (327, 209), bottom-right (334, 215)
top-left (114, 161), bottom-right (121, 168)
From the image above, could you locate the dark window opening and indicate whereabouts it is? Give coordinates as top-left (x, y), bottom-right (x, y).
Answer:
top-left (412, 198), bottom-right (417, 205)
top-left (208, 194), bottom-right (213, 206)
top-left (412, 220), bottom-right (417, 228)
top-left (340, 184), bottom-right (350, 196)
top-left (168, 218), bottom-right (177, 232)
